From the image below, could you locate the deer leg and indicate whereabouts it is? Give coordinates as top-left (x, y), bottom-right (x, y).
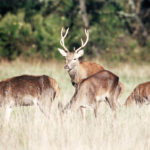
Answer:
top-left (58, 102), bottom-right (64, 118)
top-left (93, 101), bottom-right (100, 118)
top-left (110, 100), bottom-right (117, 111)
top-left (33, 98), bottom-right (50, 118)
top-left (4, 105), bottom-right (12, 124)
top-left (114, 85), bottom-right (122, 107)
top-left (36, 100), bottom-right (52, 119)
top-left (94, 108), bottom-right (97, 118)
top-left (80, 106), bottom-right (86, 119)
top-left (105, 97), bottom-right (116, 111)
top-left (39, 105), bottom-right (51, 119)
top-left (105, 97), bottom-right (112, 109)
top-left (58, 102), bottom-right (64, 123)
top-left (106, 95), bottom-right (117, 119)
top-left (33, 98), bottom-right (40, 113)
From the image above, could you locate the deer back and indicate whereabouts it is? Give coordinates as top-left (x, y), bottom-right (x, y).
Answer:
top-left (65, 70), bottom-right (119, 111)
top-left (125, 81), bottom-right (150, 106)
top-left (0, 75), bottom-right (59, 106)
top-left (79, 61), bottom-right (104, 79)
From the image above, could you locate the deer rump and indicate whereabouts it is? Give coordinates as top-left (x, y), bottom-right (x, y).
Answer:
top-left (125, 81), bottom-right (150, 106)
top-left (0, 75), bottom-right (56, 107)
top-left (65, 70), bottom-right (121, 112)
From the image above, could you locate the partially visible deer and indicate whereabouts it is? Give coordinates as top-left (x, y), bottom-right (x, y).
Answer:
top-left (0, 75), bottom-right (60, 122)
top-left (58, 28), bottom-right (124, 98)
top-left (125, 81), bottom-right (150, 106)
top-left (59, 70), bottom-right (121, 118)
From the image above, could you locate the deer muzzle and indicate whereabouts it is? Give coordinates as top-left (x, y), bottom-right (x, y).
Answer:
top-left (64, 65), bottom-right (69, 70)
top-left (64, 65), bottom-right (73, 72)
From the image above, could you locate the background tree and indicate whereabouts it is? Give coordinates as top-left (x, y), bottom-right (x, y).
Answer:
top-left (0, 0), bottom-right (149, 62)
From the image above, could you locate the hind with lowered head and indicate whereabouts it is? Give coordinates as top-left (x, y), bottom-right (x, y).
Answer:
top-left (60, 70), bottom-right (121, 118)
top-left (125, 81), bottom-right (150, 106)
top-left (0, 75), bottom-right (60, 121)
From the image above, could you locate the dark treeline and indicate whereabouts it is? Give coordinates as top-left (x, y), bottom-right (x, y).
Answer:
top-left (0, 0), bottom-right (150, 62)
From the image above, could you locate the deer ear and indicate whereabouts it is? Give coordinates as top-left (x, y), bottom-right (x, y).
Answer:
top-left (58, 48), bottom-right (67, 57)
top-left (75, 49), bottom-right (84, 58)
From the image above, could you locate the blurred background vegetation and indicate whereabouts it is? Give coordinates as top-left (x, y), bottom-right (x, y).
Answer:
top-left (0, 0), bottom-right (150, 62)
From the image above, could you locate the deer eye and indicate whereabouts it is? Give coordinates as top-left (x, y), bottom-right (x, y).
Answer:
top-left (73, 58), bottom-right (77, 60)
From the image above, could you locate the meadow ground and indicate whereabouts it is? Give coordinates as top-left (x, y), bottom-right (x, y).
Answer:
top-left (0, 59), bottom-right (150, 150)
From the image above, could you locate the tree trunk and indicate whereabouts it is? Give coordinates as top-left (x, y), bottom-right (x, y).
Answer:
top-left (78, 0), bottom-right (89, 29)
top-left (128, 0), bottom-right (148, 45)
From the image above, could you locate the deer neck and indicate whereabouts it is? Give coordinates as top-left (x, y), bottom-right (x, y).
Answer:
top-left (67, 62), bottom-right (81, 84)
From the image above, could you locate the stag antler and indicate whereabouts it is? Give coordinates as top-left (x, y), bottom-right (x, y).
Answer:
top-left (60, 28), bottom-right (69, 52)
top-left (75, 29), bottom-right (89, 53)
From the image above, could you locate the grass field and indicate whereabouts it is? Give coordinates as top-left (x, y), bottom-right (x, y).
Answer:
top-left (0, 60), bottom-right (150, 150)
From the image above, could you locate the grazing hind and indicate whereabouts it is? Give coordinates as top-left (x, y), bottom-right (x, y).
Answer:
top-left (60, 70), bottom-right (121, 118)
top-left (0, 75), bottom-right (60, 121)
top-left (125, 81), bottom-right (150, 106)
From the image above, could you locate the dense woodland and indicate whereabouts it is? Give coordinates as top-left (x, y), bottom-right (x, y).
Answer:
top-left (0, 0), bottom-right (150, 62)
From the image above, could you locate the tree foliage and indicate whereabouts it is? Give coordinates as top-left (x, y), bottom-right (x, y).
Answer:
top-left (0, 0), bottom-right (149, 62)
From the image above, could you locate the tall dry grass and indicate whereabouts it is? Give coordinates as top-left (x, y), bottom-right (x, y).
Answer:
top-left (0, 60), bottom-right (150, 150)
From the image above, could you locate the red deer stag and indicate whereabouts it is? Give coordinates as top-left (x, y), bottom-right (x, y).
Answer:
top-left (0, 75), bottom-right (60, 121)
top-left (58, 28), bottom-right (124, 97)
top-left (125, 81), bottom-right (150, 106)
top-left (60, 70), bottom-right (121, 118)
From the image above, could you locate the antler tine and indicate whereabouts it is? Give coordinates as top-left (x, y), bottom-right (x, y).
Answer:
top-left (60, 28), bottom-right (65, 37)
top-left (60, 28), bottom-right (69, 52)
top-left (81, 38), bottom-right (84, 45)
top-left (75, 29), bottom-right (89, 52)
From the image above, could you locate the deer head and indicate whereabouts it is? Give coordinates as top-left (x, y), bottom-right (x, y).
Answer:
top-left (58, 28), bottom-right (89, 72)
